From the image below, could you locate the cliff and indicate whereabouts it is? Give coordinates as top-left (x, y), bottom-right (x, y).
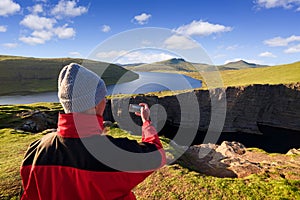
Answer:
top-left (105, 83), bottom-right (300, 153)
top-left (5, 83), bottom-right (299, 153)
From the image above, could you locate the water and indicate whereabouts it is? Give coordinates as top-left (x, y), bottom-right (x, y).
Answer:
top-left (0, 72), bottom-right (201, 105)
top-left (107, 72), bottom-right (201, 95)
top-left (0, 92), bottom-right (59, 105)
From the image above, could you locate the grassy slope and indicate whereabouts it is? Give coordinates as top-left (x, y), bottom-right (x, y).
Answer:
top-left (125, 60), bottom-right (300, 94)
top-left (220, 61), bottom-right (300, 87)
top-left (0, 103), bottom-right (62, 129)
top-left (1, 59), bottom-right (300, 199)
top-left (176, 61), bottom-right (300, 90)
top-left (0, 104), bottom-right (299, 199)
top-left (126, 59), bottom-right (210, 73)
top-left (1, 125), bottom-right (299, 200)
top-left (0, 56), bottom-right (138, 96)
top-left (135, 165), bottom-right (300, 200)
top-left (125, 59), bottom-right (267, 73)
top-left (0, 129), bottom-right (42, 200)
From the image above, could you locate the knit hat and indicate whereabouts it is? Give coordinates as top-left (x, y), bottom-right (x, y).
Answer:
top-left (58, 63), bottom-right (107, 113)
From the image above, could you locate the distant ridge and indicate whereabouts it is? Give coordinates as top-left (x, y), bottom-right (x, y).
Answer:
top-left (220, 60), bottom-right (268, 70)
top-left (0, 55), bottom-right (138, 96)
top-left (126, 58), bottom-right (199, 72)
top-left (167, 58), bottom-right (186, 64)
top-left (125, 58), bottom-right (268, 72)
top-left (119, 63), bottom-right (145, 67)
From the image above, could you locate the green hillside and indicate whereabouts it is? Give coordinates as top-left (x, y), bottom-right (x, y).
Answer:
top-left (133, 59), bottom-right (300, 89)
top-left (126, 58), bottom-right (201, 72)
top-left (0, 103), bottom-right (299, 199)
top-left (125, 58), bottom-right (267, 73)
top-left (176, 61), bottom-right (300, 89)
top-left (0, 56), bottom-right (138, 96)
top-left (219, 60), bottom-right (267, 70)
top-left (220, 61), bottom-right (300, 86)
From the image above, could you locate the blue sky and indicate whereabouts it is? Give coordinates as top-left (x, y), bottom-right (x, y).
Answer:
top-left (0, 0), bottom-right (299, 65)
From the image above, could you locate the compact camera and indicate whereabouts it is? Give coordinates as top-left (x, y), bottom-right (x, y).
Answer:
top-left (128, 104), bottom-right (142, 113)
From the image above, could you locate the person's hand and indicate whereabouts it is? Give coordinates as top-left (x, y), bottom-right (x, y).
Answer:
top-left (135, 103), bottom-right (150, 123)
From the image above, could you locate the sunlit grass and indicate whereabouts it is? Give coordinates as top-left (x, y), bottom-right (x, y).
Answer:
top-left (1, 126), bottom-right (299, 199)
top-left (181, 61), bottom-right (300, 88)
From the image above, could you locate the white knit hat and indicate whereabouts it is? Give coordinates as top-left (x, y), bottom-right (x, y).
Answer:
top-left (58, 63), bottom-right (107, 113)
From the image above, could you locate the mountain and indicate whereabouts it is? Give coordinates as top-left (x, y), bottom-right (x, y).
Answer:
top-left (219, 60), bottom-right (268, 70)
top-left (125, 58), bottom-right (268, 72)
top-left (125, 58), bottom-right (209, 72)
top-left (220, 61), bottom-right (300, 87)
top-left (119, 63), bottom-right (145, 67)
top-left (0, 55), bottom-right (138, 96)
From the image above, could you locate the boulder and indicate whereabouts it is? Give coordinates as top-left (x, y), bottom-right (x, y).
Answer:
top-left (286, 148), bottom-right (300, 155)
top-left (18, 110), bottom-right (57, 133)
top-left (172, 141), bottom-right (300, 179)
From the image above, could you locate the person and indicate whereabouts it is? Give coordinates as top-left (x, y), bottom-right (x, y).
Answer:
top-left (20, 63), bottom-right (166, 200)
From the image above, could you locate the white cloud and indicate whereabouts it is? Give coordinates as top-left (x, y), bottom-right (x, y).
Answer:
top-left (54, 25), bottom-right (75, 39)
top-left (259, 51), bottom-right (277, 57)
top-left (115, 51), bottom-right (174, 64)
top-left (19, 36), bottom-right (46, 45)
top-left (0, 25), bottom-right (7, 32)
top-left (69, 51), bottom-right (82, 57)
top-left (164, 35), bottom-right (198, 50)
top-left (19, 30), bottom-right (53, 45)
top-left (132, 13), bottom-right (151, 25)
top-left (19, 19), bottom-right (75, 44)
top-left (2, 43), bottom-right (18, 48)
top-left (30, 4), bottom-right (43, 14)
top-left (174, 20), bottom-right (232, 36)
top-left (51, 0), bottom-right (88, 19)
top-left (226, 44), bottom-right (239, 50)
top-left (255, 0), bottom-right (300, 10)
top-left (0, 0), bottom-right (20, 16)
top-left (284, 44), bottom-right (300, 53)
top-left (96, 50), bottom-right (128, 60)
top-left (101, 25), bottom-right (111, 33)
top-left (19, 1), bottom-right (87, 45)
top-left (32, 30), bottom-right (53, 40)
top-left (20, 14), bottom-right (57, 30)
top-left (264, 35), bottom-right (300, 46)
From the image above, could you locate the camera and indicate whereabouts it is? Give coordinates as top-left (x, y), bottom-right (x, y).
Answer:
top-left (129, 104), bottom-right (142, 113)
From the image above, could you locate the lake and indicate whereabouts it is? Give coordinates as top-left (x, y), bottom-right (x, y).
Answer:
top-left (0, 72), bottom-right (201, 105)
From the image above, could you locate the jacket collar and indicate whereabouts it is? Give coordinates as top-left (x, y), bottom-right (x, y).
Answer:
top-left (57, 113), bottom-right (104, 138)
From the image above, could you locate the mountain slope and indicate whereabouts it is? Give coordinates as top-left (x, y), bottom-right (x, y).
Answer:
top-left (126, 58), bottom-right (268, 72)
top-left (0, 56), bottom-right (138, 96)
top-left (219, 60), bottom-right (268, 70)
top-left (126, 58), bottom-right (202, 72)
top-left (220, 61), bottom-right (300, 86)
top-left (183, 61), bottom-right (300, 88)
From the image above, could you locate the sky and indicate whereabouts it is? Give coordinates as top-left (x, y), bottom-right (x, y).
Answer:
top-left (0, 0), bottom-right (300, 65)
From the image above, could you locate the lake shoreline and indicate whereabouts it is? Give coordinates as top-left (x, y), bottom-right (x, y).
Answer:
top-left (0, 71), bottom-right (202, 105)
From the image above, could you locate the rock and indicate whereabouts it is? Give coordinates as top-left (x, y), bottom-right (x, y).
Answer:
top-left (286, 148), bottom-right (300, 155)
top-left (18, 110), bottom-right (57, 133)
top-left (216, 141), bottom-right (246, 157)
top-left (172, 141), bottom-right (300, 179)
top-left (106, 83), bottom-right (300, 152)
top-left (173, 142), bottom-right (238, 178)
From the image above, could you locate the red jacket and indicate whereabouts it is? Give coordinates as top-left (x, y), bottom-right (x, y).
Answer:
top-left (20, 113), bottom-right (166, 200)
